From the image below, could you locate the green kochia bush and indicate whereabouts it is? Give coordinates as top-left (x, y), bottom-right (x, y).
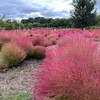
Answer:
top-left (1, 43), bottom-right (26, 68)
top-left (0, 53), bottom-right (7, 71)
top-left (32, 34), bottom-right (100, 100)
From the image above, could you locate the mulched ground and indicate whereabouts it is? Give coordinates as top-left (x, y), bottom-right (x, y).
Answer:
top-left (0, 59), bottom-right (42, 98)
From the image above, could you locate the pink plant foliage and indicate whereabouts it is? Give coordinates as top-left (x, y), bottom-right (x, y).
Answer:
top-left (13, 37), bottom-right (34, 57)
top-left (33, 46), bottom-right (46, 59)
top-left (31, 35), bottom-right (45, 46)
top-left (32, 34), bottom-right (100, 100)
top-left (0, 29), bottom-right (100, 47)
top-left (57, 33), bottom-right (74, 46)
top-left (0, 32), bottom-right (18, 48)
top-left (43, 39), bottom-right (52, 47)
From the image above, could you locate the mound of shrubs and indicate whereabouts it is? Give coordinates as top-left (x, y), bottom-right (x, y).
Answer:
top-left (0, 42), bottom-right (46, 70)
top-left (31, 34), bottom-right (100, 100)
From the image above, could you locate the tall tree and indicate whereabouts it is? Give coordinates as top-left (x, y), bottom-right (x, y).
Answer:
top-left (71, 0), bottom-right (97, 29)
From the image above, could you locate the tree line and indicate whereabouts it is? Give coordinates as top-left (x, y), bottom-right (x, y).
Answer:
top-left (0, 16), bottom-right (74, 30)
top-left (0, 15), bottom-right (99, 30)
top-left (21, 17), bottom-right (74, 29)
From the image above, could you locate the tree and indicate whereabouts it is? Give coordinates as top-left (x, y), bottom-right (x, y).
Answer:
top-left (96, 15), bottom-right (100, 25)
top-left (71, 0), bottom-right (97, 29)
top-left (32, 22), bottom-right (41, 28)
top-left (27, 23), bottom-right (33, 29)
top-left (0, 15), bottom-right (5, 29)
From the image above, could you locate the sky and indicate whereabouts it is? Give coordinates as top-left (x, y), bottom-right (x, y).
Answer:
top-left (0, 0), bottom-right (100, 20)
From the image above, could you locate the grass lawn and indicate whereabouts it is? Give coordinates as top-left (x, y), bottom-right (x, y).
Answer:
top-left (0, 91), bottom-right (32, 100)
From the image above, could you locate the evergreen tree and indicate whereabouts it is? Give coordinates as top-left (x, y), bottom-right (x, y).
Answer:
top-left (71, 0), bottom-right (97, 29)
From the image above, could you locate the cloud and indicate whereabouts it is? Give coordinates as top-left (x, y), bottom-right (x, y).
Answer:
top-left (97, 0), bottom-right (100, 14)
top-left (0, 0), bottom-right (99, 20)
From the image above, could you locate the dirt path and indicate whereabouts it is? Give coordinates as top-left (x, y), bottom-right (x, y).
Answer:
top-left (0, 59), bottom-right (42, 98)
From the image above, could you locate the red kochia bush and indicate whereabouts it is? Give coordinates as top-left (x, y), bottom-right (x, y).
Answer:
top-left (33, 46), bottom-right (46, 59)
top-left (32, 34), bottom-right (100, 100)
top-left (31, 35), bottom-right (45, 46)
top-left (57, 33), bottom-right (80, 46)
top-left (0, 33), bottom-right (17, 49)
top-left (14, 37), bottom-right (34, 58)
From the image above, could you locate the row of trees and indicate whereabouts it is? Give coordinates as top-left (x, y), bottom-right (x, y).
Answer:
top-left (0, 15), bottom-right (99, 30)
top-left (21, 17), bottom-right (73, 29)
top-left (0, 16), bottom-right (24, 30)
top-left (0, 16), bottom-right (74, 30)
top-left (0, 0), bottom-right (99, 30)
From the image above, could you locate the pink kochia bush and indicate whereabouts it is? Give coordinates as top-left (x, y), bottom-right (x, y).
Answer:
top-left (31, 35), bottom-right (45, 46)
top-left (57, 33), bottom-right (81, 46)
top-left (13, 37), bottom-right (34, 58)
top-left (32, 34), bottom-right (100, 100)
top-left (0, 33), bottom-right (17, 49)
top-left (33, 46), bottom-right (46, 59)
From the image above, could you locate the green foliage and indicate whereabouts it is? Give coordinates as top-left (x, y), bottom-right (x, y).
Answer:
top-left (12, 92), bottom-right (32, 100)
top-left (21, 17), bottom-right (74, 28)
top-left (0, 16), bottom-right (25, 30)
top-left (0, 15), bottom-right (5, 30)
top-left (27, 23), bottom-right (33, 29)
top-left (0, 92), bottom-right (32, 100)
top-left (90, 25), bottom-right (100, 29)
top-left (96, 14), bottom-right (100, 26)
top-left (32, 22), bottom-right (41, 28)
top-left (71, 0), bottom-right (97, 29)
top-left (0, 53), bottom-right (7, 71)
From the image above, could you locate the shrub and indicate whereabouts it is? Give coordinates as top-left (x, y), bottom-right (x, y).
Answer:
top-left (0, 53), bottom-right (7, 71)
top-left (1, 43), bottom-right (26, 68)
top-left (32, 34), bottom-right (100, 100)
top-left (0, 33), bottom-right (17, 49)
top-left (46, 34), bottom-right (58, 45)
top-left (0, 34), bottom-right (11, 49)
top-left (57, 33), bottom-right (78, 46)
top-left (14, 37), bottom-right (34, 58)
top-left (43, 39), bottom-right (52, 47)
top-left (33, 46), bottom-right (46, 59)
top-left (31, 35), bottom-right (45, 46)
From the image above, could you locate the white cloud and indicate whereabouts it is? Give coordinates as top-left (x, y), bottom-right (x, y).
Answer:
top-left (27, 0), bottom-right (73, 11)
top-left (47, 0), bottom-right (73, 12)
top-left (0, 0), bottom-right (99, 20)
top-left (25, 12), bottom-right (44, 18)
